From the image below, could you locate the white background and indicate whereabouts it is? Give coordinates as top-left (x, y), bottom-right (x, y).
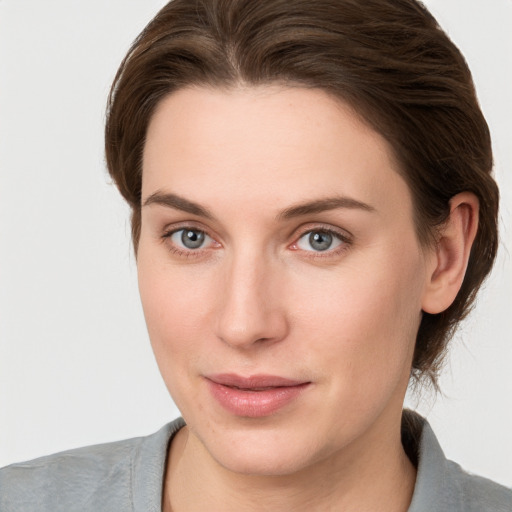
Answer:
top-left (0, 0), bottom-right (511, 486)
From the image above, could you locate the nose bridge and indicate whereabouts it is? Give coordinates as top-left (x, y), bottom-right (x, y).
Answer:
top-left (215, 245), bottom-right (287, 348)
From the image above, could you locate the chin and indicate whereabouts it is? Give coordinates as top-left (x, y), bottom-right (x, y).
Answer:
top-left (213, 443), bottom-right (316, 477)
top-left (190, 418), bottom-right (328, 477)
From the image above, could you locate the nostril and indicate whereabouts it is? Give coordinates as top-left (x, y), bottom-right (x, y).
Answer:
top-left (215, 263), bottom-right (289, 348)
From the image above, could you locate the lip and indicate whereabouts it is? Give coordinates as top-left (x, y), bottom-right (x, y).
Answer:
top-left (205, 373), bottom-right (311, 418)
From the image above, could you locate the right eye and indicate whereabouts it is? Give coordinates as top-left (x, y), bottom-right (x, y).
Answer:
top-left (168, 228), bottom-right (213, 250)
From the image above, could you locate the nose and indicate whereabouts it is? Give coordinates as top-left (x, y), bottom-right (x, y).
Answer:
top-left (214, 251), bottom-right (289, 349)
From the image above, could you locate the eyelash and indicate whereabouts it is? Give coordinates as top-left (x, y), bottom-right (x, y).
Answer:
top-left (161, 225), bottom-right (219, 259)
top-left (291, 226), bottom-right (352, 259)
top-left (160, 224), bottom-right (352, 259)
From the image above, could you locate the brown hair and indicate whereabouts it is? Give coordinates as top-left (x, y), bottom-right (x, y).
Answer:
top-left (105, 0), bottom-right (499, 385)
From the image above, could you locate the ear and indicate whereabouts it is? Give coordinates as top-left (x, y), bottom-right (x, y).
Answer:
top-left (422, 192), bottom-right (479, 314)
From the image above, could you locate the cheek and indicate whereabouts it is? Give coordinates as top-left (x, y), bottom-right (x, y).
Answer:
top-left (137, 252), bottom-right (216, 368)
top-left (137, 263), bottom-right (216, 415)
top-left (289, 246), bottom-right (425, 379)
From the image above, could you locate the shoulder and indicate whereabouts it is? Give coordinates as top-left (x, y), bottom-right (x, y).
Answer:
top-left (0, 419), bottom-right (184, 512)
top-left (444, 460), bottom-right (512, 512)
top-left (1, 437), bottom-right (138, 512)
top-left (406, 411), bottom-right (512, 512)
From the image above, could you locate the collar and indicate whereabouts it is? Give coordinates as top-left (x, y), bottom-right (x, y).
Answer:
top-left (130, 415), bottom-right (489, 512)
top-left (407, 415), bottom-right (465, 512)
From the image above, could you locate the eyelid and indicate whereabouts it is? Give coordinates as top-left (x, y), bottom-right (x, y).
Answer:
top-left (289, 224), bottom-right (353, 255)
top-left (291, 223), bottom-right (352, 242)
top-left (162, 220), bottom-right (217, 240)
top-left (169, 228), bottom-right (212, 249)
top-left (161, 222), bottom-right (222, 256)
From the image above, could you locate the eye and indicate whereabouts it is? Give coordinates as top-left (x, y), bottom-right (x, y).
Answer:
top-left (169, 228), bottom-right (212, 250)
top-left (296, 229), bottom-right (344, 252)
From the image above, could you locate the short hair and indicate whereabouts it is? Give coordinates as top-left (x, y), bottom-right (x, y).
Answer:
top-left (105, 0), bottom-right (499, 386)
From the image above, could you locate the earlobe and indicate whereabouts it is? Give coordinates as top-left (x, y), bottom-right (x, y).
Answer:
top-left (422, 192), bottom-right (479, 314)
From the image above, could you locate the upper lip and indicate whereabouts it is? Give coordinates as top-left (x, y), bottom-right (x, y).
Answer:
top-left (206, 373), bottom-right (309, 389)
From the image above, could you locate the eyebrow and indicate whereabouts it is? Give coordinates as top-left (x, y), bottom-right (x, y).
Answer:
top-left (277, 196), bottom-right (376, 220)
top-left (143, 192), bottom-right (214, 219)
top-left (142, 191), bottom-right (375, 220)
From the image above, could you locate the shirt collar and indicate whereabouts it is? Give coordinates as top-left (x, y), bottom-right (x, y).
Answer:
top-left (408, 416), bottom-right (464, 512)
top-left (132, 418), bottom-right (185, 512)
top-left (131, 415), bottom-right (462, 512)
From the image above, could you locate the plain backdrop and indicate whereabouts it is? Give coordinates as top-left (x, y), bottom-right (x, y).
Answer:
top-left (0, 0), bottom-right (511, 486)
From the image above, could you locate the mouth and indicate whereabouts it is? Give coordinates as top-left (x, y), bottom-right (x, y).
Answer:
top-left (205, 374), bottom-right (311, 417)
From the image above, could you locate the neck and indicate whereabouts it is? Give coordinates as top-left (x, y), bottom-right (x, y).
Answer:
top-left (164, 412), bottom-right (416, 512)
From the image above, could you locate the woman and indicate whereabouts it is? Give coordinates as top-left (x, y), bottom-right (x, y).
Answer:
top-left (1, 0), bottom-right (511, 510)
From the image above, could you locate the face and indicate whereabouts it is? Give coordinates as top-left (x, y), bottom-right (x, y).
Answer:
top-left (138, 86), bottom-right (432, 476)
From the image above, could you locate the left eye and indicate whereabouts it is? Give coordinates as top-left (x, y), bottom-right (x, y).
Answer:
top-left (170, 228), bottom-right (212, 250)
top-left (296, 230), bottom-right (344, 252)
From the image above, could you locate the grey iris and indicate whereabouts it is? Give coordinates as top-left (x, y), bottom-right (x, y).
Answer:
top-left (181, 229), bottom-right (205, 249)
top-left (309, 231), bottom-right (332, 251)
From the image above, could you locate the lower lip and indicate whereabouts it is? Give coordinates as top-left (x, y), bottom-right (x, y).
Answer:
top-left (206, 380), bottom-right (310, 418)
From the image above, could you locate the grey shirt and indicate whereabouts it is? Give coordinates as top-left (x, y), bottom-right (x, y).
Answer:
top-left (1, 416), bottom-right (511, 511)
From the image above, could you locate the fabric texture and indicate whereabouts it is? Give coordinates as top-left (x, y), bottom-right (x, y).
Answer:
top-left (1, 415), bottom-right (510, 511)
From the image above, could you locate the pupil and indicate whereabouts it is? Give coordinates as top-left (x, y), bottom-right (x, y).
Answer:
top-left (309, 231), bottom-right (332, 251)
top-left (182, 229), bottom-right (205, 249)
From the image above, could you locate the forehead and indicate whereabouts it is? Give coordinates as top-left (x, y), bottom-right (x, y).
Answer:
top-left (141, 85), bottom-right (413, 222)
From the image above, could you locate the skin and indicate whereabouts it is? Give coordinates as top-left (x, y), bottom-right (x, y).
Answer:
top-left (137, 85), bottom-right (478, 511)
